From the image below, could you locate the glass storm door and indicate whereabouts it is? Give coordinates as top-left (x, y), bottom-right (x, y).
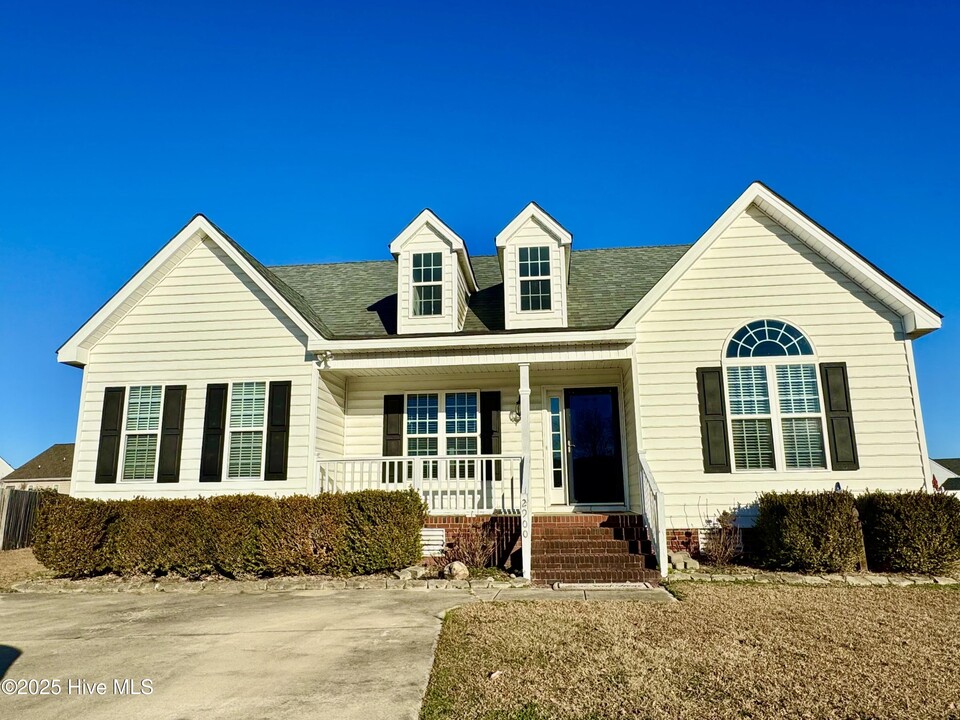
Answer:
top-left (545, 391), bottom-right (567, 505)
top-left (564, 387), bottom-right (625, 504)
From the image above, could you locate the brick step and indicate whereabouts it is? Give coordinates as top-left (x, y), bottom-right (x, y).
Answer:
top-left (534, 541), bottom-right (653, 556)
top-left (535, 554), bottom-right (655, 569)
top-left (534, 513), bottom-right (645, 524)
top-left (533, 519), bottom-right (647, 530)
top-left (532, 525), bottom-right (647, 538)
top-left (534, 569), bottom-right (661, 585)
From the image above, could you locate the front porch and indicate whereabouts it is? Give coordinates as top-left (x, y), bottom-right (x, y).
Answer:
top-left (313, 349), bottom-right (668, 580)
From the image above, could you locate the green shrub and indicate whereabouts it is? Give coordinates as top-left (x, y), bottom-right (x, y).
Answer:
top-left (110, 498), bottom-right (212, 578)
top-left (857, 491), bottom-right (960, 574)
top-left (32, 490), bottom-right (426, 579)
top-left (260, 494), bottom-right (347, 575)
top-left (32, 492), bottom-right (120, 577)
top-left (754, 491), bottom-right (864, 573)
top-left (337, 490), bottom-right (427, 574)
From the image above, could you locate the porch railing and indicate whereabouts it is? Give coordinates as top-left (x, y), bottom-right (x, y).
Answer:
top-left (316, 455), bottom-right (524, 515)
top-left (639, 453), bottom-right (668, 577)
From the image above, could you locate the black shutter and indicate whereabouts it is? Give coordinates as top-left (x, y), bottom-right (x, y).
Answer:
top-left (265, 381), bottom-right (291, 481)
top-left (820, 362), bottom-right (860, 471)
top-left (382, 394), bottom-right (404, 484)
top-left (480, 391), bottom-right (501, 454)
top-left (157, 385), bottom-right (187, 483)
top-left (480, 391), bottom-right (502, 484)
top-left (382, 395), bottom-right (404, 456)
top-left (697, 367), bottom-right (731, 473)
top-left (199, 384), bottom-right (228, 482)
top-left (95, 387), bottom-right (125, 484)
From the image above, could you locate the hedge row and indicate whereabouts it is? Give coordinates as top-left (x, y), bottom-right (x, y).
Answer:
top-left (32, 490), bottom-right (427, 579)
top-left (754, 490), bottom-right (960, 575)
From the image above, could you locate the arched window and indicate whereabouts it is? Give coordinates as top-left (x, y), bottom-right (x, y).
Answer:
top-left (726, 319), bottom-right (814, 358)
top-left (723, 320), bottom-right (827, 471)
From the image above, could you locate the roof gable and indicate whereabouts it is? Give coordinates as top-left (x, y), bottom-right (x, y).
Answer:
top-left (616, 182), bottom-right (941, 337)
top-left (496, 202), bottom-right (572, 248)
top-left (57, 215), bottom-right (328, 366)
top-left (389, 209), bottom-right (478, 293)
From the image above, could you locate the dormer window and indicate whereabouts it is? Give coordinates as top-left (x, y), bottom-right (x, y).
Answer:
top-left (412, 252), bottom-right (443, 316)
top-left (519, 246), bottom-right (552, 311)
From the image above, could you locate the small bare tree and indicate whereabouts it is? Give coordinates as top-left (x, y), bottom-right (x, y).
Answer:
top-left (444, 520), bottom-right (497, 569)
top-left (703, 510), bottom-right (742, 567)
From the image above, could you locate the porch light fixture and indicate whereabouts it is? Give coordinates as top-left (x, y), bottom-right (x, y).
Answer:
top-left (509, 396), bottom-right (522, 424)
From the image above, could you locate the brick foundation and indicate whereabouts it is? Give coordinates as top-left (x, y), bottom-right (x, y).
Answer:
top-left (666, 528), bottom-right (701, 556)
top-left (423, 515), bottom-right (521, 569)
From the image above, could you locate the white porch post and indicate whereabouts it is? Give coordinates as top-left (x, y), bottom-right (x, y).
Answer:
top-left (519, 362), bottom-right (532, 580)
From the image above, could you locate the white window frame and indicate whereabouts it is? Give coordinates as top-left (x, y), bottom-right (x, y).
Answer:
top-left (119, 384), bottom-right (164, 483)
top-left (402, 390), bottom-right (481, 457)
top-left (517, 245), bottom-right (552, 313)
top-left (411, 251), bottom-right (444, 317)
top-left (224, 380), bottom-right (269, 481)
top-left (722, 321), bottom-right (831, 473)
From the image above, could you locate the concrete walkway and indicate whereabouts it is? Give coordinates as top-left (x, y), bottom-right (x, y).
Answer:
top-left (0, 586), bottom-right (672, 720)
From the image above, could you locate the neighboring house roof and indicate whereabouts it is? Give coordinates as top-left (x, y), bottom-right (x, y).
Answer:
top-left (0, 456), bottom-right (13, 480)
top-left (934, 458), bottom-right (960, 477)
top-left (269, 245), bottom-right (691, 338)
top-left (5, 443), bottom-right (74, 481)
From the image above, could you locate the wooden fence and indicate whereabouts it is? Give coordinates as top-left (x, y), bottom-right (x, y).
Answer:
top-left (0, 488), bottom-right (43, 550)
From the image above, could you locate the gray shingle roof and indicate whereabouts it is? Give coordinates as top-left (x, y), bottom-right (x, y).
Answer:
top-left (268, 245), bottom-right (692, 339)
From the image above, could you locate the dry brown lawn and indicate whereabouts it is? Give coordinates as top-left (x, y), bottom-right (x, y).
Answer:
top-left (0, 548), bottom-right (51, 591)
top-left (421, 583), bottom-right (960, 720)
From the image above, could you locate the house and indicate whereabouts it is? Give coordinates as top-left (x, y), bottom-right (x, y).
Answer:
top-left (931, 458), bottom-right (960, 492)
top-left (0, 456), bottom-right (13, 480)
top-left (3, 443), bottom-right (74, 493)
top-left (56, 182), bottom-right (941, 583)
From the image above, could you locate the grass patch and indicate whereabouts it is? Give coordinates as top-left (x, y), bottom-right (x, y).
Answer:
top-left (0, 548), bottom-right (52, 591)
top-left (421, 583), bottom-right (960, 719)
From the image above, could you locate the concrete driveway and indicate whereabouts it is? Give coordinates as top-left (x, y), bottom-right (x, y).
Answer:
top-left (0, 589), bottom-right (479, 720)
top-left (0, 585), bottom-right (673, 719)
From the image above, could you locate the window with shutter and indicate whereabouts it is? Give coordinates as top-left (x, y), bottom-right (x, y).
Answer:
top-left (723, 320), bottom-right (829, 472)
top-left (121, 385), bottom-right (163, 481)
top-left (226, 381), bottom-right (267, 479)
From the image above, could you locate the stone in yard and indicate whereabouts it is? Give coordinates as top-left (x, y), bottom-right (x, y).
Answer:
top-left (710, 574), bottom-right (736, 582)
top-left (907, 575), bottom-right (934, 585)
top-left (447, 579), bottom-right (471, 589)
top-left (427, 579), bottom-right (449, 590)
top-left (934, 576), bottom-right (957, 585)
top-left (669, 573), bottom-right (692, 582)
top-left (778, 573), bottom-right (806, 585)
top-left (508, 577), bottom-right (530, 588)
top-left (845, 575), bottom-right (872, 586)
top-left (490, 581), bottom-right (512, 590)
top-left (394, 566), bottom-right (427, 581)
top-left (887, 576), bottom-right (914, 587)
top-left (405, 579), bottom-right (428, 591)
top-left (385, 578), bottom-right (405, 589)
top-left (821, 573), bottom-right (846, 584)
top-left (443, 561), bottom-right (470, 580)
top-left (802, 576), bottom-right (830, 586)
top-left (866, 575), bottom-right (889, 586)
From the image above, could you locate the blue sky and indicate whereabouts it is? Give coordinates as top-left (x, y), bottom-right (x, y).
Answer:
top-left (0, 1), bottom-right (957, 466)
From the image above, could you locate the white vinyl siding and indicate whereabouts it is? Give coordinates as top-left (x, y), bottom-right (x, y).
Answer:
top-left (71, 236), bottom-right (314, 498)
top-left (121, 385), bottom-right (162, 481)
top-left (636, 205), bottom-right (926, 527)
top-left (395, 224), bottom-right (466, 334)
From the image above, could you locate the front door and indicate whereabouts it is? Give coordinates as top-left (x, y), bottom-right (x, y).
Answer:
top-left (564, 387), bottom-right (625, 504)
